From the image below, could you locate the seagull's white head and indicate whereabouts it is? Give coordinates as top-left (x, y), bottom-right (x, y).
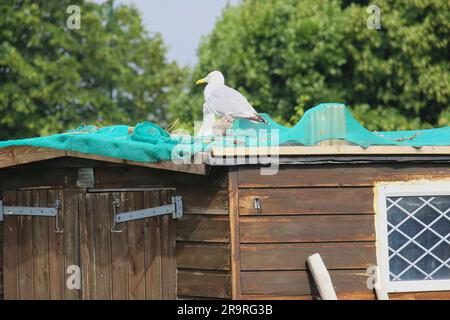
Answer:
top-left (196, 71), bottom-right (225, 86)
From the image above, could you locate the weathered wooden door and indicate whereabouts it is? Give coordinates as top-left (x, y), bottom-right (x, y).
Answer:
top-left (2, 189), bottom-right (176, 300)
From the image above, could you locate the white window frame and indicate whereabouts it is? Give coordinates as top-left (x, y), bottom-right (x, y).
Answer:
top-left (376, 182), bottom-right (450, 293)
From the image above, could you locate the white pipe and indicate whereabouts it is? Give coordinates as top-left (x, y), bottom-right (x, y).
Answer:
top-left (307, 253), bottom-right (338, 300)
top-left (374, 266), bottom-right (389, 300)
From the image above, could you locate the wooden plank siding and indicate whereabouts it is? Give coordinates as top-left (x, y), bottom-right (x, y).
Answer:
top-left (77, 159), bottom-right (230, 299)
top-left (239, 188), bottom-right (374, 215)
top-left (160, 190), bottom-right (177, 299)
top-left (235, 164), bottom-right (450, 300)
top-left (3, 159), bottom-right (450, 300)
top-left (177, 270), bottom-right (231, 299)
top-left (237, 164), bottom-right (450, 188)
top-left (143, 191), bottom-right (162, 299)
top-left (0, 161), bottom-right (231, 300)
top-left (33, 190), bottom-right (50, 299)
top-left (241, 270), bottom-right (370, 296)
top-left (240, 215), bottom-right (375, 243)
top-left (175, 177), bottom-right (231, 299)
top-left (1, 189), bottom-right (177, 300)
top-left (47, 190), bottom-right (65, 299)
top-left (3, 189), bottom-right (65, 299)
top-left (94, 159), bottom-right (231, 303)
top-left (177, 243), bottom-right (230, 270)
top-left (176, 215), bottom-right (230, 243)
top-left (240, 242), bottom-right (376, 270)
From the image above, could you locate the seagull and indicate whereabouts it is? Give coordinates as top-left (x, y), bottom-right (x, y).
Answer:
top-left (196, 71), bottom-right (268, 124)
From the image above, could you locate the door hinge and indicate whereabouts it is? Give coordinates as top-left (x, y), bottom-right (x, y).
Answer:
top-left (113, 196), bottom-right (183, 224)
top-left (0, 200), bottom-right (58, 222)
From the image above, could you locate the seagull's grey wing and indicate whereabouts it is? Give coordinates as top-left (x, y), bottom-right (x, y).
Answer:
top-left (207, 86), bottom-right (257, 118)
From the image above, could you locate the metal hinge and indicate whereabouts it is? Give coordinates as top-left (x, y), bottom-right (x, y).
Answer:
top-left (113, 196), bottom-right (183, 225)
top-left (0, 200), bottom-right (59, 222)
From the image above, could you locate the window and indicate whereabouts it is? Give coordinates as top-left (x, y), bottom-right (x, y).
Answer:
top-left (376, 183), bottom-right (450, 292)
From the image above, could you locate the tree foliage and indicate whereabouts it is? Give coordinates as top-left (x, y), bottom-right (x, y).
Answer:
top-left (0, 0), bottom-right (187, 139)
top-left (183, 0), bottom-right (449, 131)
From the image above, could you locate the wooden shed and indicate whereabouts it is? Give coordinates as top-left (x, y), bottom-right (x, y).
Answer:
top-left (0, 144), bottom-right (450, 300)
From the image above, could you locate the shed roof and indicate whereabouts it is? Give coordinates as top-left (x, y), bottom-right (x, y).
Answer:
top-left (0, 104), bottom-right (449, 173)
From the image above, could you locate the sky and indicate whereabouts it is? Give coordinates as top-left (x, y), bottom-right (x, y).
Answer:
top-left (115, 0), bottom-right (240, 66)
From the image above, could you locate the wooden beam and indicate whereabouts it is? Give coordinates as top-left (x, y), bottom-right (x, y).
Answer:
top-left (0, 146), bottom-right (65, 169)
top-left (0, 146), bottom-right (208, 175)
top-left (228, 167), bottom-right (241, 299)
top-left (66, 151), bottom-right (208, 175)
top-left (212, 145), bottom-right (450, 157)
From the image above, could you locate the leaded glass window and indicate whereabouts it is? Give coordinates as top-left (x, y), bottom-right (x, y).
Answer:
top-left (377, 184), bottom-right (450, 293)
top-left (387, 196), bottom-right (450, 281)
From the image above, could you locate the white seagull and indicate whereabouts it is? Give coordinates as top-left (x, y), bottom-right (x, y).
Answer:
top-left (196, 71), bottom-right (268, 126)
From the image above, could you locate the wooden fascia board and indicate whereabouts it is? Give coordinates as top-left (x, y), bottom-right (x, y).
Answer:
top-left (211, 145), bottom-right (450, 157)
top-left (0, 146), bottom-right (208, 175)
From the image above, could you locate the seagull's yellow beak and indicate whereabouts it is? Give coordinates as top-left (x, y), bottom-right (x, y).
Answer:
top-left (196, 78), bottom-right (207, 85)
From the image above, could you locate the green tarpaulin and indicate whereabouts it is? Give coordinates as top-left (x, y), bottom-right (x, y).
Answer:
top-left (0, 103), bottom-right (448, 163)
